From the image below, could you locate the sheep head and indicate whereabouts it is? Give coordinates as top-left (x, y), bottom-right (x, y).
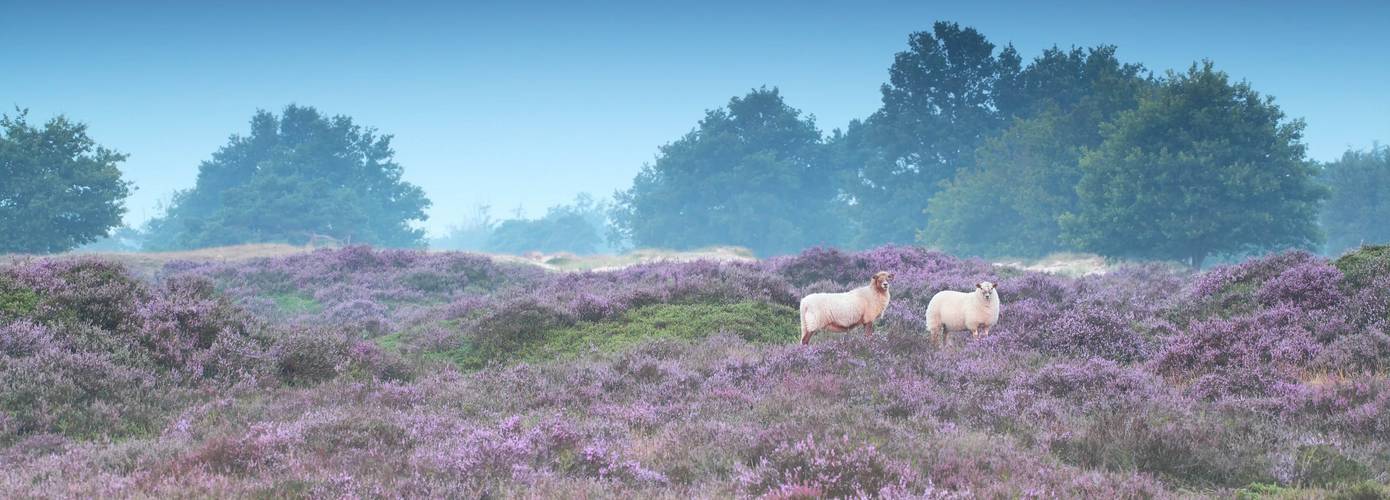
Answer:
top-left (975, 281), bottom-right (997, 300)
top-left (872, 271), bottom-right (894, 293)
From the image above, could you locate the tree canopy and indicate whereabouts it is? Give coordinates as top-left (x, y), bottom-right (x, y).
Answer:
top-left (611, 87), bottom-right (847, 256)
top-left (1061, 62), bottom-right (1326, 267)
top-left (921, 46), bottom-right (1152, 257)
top-left (1320, 145), bottom-right (1390, 255)
top-left (144, 105), bottom-right (430, 249)
top-left (1, 110), bottom-right (132, 254)
top-left (842, 22), bottom-right (1021, 246)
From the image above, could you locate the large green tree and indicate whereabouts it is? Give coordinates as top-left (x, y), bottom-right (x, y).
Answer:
top-left (1, 110), bottom-right (132, 254)
top-left (1061, 62), bottom-right (1326, 267)
top-left (145, 105), bottom-right (430, 249)
top-left (841, 22), bottom-right (1021, 246)
top-left (610, 87), bottom-right (846, 256)
top-left (922, 46), bottom-right (1151, 257)
top-left (1320, 145), bottom-right (1390, 254)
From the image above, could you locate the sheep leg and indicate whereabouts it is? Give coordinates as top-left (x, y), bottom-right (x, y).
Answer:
top-left (801, 326), bottom-right (814, 346)
top-left (970, 325), bottom-right (980, 342)
top-left (864, 321), bottom-right (874, 338)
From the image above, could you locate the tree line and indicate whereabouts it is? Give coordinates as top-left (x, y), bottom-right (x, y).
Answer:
top-left (611, 23), bottom-right (1340, 267)
top-left (2, 21), bottom-right (1386, 264)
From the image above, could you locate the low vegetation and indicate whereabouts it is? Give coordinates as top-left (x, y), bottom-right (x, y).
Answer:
top-left (2, 245), bottom-right (1388, 497)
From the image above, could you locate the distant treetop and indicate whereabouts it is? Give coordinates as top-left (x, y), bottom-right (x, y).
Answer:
top-left (144, 105), bottom-right (431, 250)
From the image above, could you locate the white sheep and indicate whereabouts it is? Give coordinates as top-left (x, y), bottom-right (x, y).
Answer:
top-left (925, 281), bottom-right (1000, 348)
top-left (798, 271), bottom-right (892, 345)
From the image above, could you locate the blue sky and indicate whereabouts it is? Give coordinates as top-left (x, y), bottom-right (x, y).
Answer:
top-left (5, 1), bottom-right (1388, 236)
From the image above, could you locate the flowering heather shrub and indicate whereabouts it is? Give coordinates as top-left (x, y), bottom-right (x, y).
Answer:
top-left (325, 298), bottom-right (390, 337)
top-left (1315, 329), bottom-right (1390, 373)
top-left (4, 245), bottom-right (1390, 497)
top-left (578, 440), bottom-right (668, 484)
top-left (1178, 251), bottom-right (1337, 322)
top-left (1005, 303), bottom-right (1153, 362)
top-left (0, 329), bottom-right (171, 443)
top-left (768, 245), bottom-right (1001, 312)
top-left (736, 434), bottom-right (919, 497)
top-left (1046, 402), bottom-right (1275, 487)
top-left (1154, 305), bottom-right (1322, 385)
top-left (1255, 258), bottom-right (1344, 311)
top-left (1279, 377), bottom-right (1390, 435)
top-left (166, 246), bottom-right (544, 333)
top-left (345, 339), bottom-right (413, 381)
top-left (135, 275), bottom-right (260, 376)
top-left (0, 259), bottom-right (275, 444)
top-left (9, 258), bottom-right (149, 332)
top-left (1024, 358), bottom-right (1161, 405)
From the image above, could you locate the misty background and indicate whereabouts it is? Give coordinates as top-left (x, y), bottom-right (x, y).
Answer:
top-left (4, 0), bottom-right (1389, 264)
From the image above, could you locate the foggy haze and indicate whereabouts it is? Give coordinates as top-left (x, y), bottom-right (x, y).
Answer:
top-left (6, 0), bottom-right (1388, 237)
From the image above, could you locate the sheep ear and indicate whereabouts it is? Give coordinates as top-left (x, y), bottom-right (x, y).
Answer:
top-left (975, 282), bottom-right (982, 289)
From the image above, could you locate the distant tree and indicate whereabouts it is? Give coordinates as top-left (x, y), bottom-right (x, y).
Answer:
top-left (611, 87), bottom-right (846, 256)
top-left (485, 213), bottom-right (601, 255)
top-left (144, 105), bottom-right (430, 249)
top-left (921, 46), bottom-right (1151, 257)
top-left (1061, 62), bottom-right (1326, 267)
top-left (432, 204), bottom-right (497, 251)
top-left (563, 193), bottom-right (619, 253)
top-left (485, 195), bottom-right (610, 254)
top-left (843, 22), bottom-right (1021, 246)
top-left (0, 110), bottom-right (132, 254)
top-left (1320, 145), bottom-right (1390, 254)
top-left (76, 226), bottom-right (146, 253)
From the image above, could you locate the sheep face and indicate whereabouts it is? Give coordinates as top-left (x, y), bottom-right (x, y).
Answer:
top-left (873, 271), bottom-right (894, 292)
top-left (975, 281), bottom-right (997, 300)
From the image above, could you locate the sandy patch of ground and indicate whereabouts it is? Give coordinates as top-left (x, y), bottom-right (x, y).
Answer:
top-left (992, 253), bottom-right (1110, 277)
top-left (511, 246), bottom-right (757, 272)
top-left (3, 244), bottom-right (760, 275)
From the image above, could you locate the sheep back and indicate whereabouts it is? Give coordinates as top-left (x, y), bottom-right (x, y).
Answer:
top-left (925, 290), bottom-right (999, 333)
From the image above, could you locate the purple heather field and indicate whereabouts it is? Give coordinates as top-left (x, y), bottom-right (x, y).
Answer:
top-left (2, 245), bottom-right (1389, 498)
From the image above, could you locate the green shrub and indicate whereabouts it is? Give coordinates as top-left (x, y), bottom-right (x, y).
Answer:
top-left (273, 331), bottom-right (347, 386)
top-left (1295, 445), bottom-right (1371, 487)
top-left (402, 271), bottom-right (457, 294)
top-left (1234, 482), bottom-right (1290, 499)
top-left (446, 301), bottom-right (799, 369)
top-left (518, 301), bottom-right (798, 362)
top-left (1334, 244), bottom-right (1390, 290)
top-left (1049, 410), bottom-right (1270, 487)
top-left (1330, 481), bottom-right (1390, 500)
top-left (270, 292), bottom-right (321, 314)
top-left (303, 416), bottom-right (411, 453)
top-left (0, 275), bottom-right (40, 319)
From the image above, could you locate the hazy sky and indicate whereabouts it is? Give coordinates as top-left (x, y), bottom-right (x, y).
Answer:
top-left (6, 1), bottom-right (1388, 236)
